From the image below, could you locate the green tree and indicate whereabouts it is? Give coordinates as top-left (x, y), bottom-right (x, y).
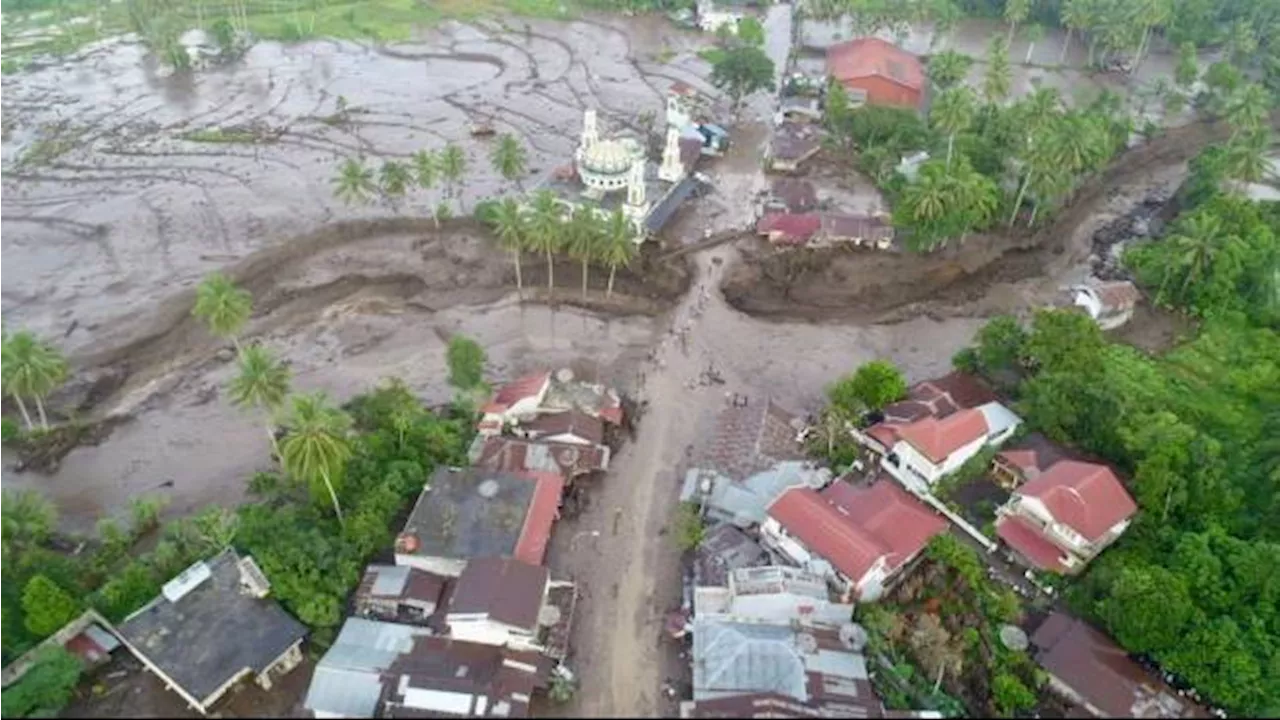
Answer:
top-left (1226, 19), bottom-right (1259, 67)
top-left (930, 86), bottom-right (976, 168)
top-left (489, 134), bottom-right (527, 192)
top-left (1097, 564), bottom-right (1196, 654)
top-left (983, 36), bottom-right (1013, 105)
top-left (709, 44), bottom-right (776, 118)
top-left (992, 672), bottom-right (1038, 715)
top-left (378, 159), bottom-right (412, 206)
top-left (445, 335), bottom-right (487, 392)
top-left (828, 360), bottom-right (907, 415)
top-left (1, 331), bottom-right (68, 430)
top-left (412, 149), bottom-right (441, 227)
top-left (332, 157), bottom-right (375, 204)
top-left (228, 344), bottom-right (292, 462)
top-left (526, 190), bottom-right (565, 294)
top-left (2, 489), bottom-right (57, 551)
top-left (0, 647), bottom-right (82, 718)
top-left (489, 197), bottom-right (528, 295)
top-left (1221, 130), bottom-right (1272, 185)
top-left (969, 314), bottom-right (1029, 380)
top-left (1175, 41), bottom-right (1198, 88)
top-left (735, 15), bottom-right (765, 46)
top-left (1225, 84), bottom-right (1271, 139)
top-left (1004, 0), bottom-right (1029, 45)
top-left (567, 205), bottom-right (602, 299)
top-left (1023, 23), bottom-right (1045, 64)
top-left (927, 50), bottom-right (973, 91)
top-left (439, 143), bottom-right (467, 212)
top-left (280, 392), bottom-right (353, 526)
top-left (601, 209), bottom-right (638, 298)
top-left (1059, 0), bottom-right (1091, 66)
top-left (192, 272), bottom-right (252, 351)
top-left (674, 501), bottom-right (705, 551)
top-left (21, 575), bottom-right (79, 637)
top-left (1156, 211), bottom-right (1231, 304)
top-left (1024, 309), bottom-right (1106, 375)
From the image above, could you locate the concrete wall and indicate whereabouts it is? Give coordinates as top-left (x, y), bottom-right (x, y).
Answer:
top-left (837, 76), bottom-right (922, 109)
top-left (395, 554), bottom-right (467, 578)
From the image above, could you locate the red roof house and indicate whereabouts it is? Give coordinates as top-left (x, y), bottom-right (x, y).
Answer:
top-left (764, 478), bottom-right (946, 601)
top-left (826, 37), bottom-right (925, 109)
top-left (895, 409), bottom-right (989, 464)
top-left (756, 213), bottom-right (823, 245)
top-left (996, 460), bottom-right (1137, 574)
top-left (480, 371), bottom-right (552, 418)
top-left (514, 471), bottom-right (565, 566)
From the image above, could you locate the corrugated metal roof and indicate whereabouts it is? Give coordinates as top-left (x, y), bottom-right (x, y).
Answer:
top-left (370, 565), bottom-right (411, 596)
top-left (305, 618), bottom-right (434, 717)
top-left (694, 619), bottom-right (807, 701)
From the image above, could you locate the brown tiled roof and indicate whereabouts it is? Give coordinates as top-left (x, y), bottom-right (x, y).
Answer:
top-left (447, 557), bottom-right (548, 631)
top-left (895, 408), bottom-right (989, 463)
top-left (383, 635), bottom-right (550, 718)
top-left (1017, 461), bottom-right (1137, 541)
top-left (826, 37), bottom-right (924, 90)
top-left (521, 410), bottom-right (605, 445)
top-left (757, 213), bottom-right (823, 243)
top-left (1031, 613), bottom-right (1211, 718)
top-left (698, 400), bottom-right (806, 481)
top-left (996, 515), bottom-right (1069, 573)
top-left (695, 524), bottom-right (768, 587)
top-left (1094, 280), bottom-right (1141, 311)
top-left (482, 371), bottom-right (551, 413)
top-left (820, 213), bottom-right (892, 242)
top-left (996, 432), bottom-right (1072, 480)
top-left (879, 372), bottom-right (996, 424)
top-left (770, 178), bottom-right (818, 212)
top-left (821, 480), bottom-right (947, 572)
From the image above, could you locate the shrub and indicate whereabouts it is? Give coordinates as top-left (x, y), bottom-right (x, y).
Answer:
top-left (21, 575), bottom-right (80, 637)
top-left (0, 647), bottom-right (83, 718)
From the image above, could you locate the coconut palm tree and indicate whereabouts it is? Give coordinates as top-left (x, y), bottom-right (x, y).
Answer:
top-left (1023, 23), bottom-right (1044, 64)
top-left (279, 392), bottom-right (352, 526)
top-left (378, 159), bottom-right (412, 207)
top-left (1, 488), bottom-right (57, 550)
top-left (983, 36), bottom-right (1012, 105)
top-left (1009, 130), bottom-right (1063, 227)
top-left (1060, 0), bottom-right (1092, 66)
top-left (1226, 19), bottom-right (1258, 67)
top-left (490, 134), bottom-right (528, 192)
top-left (1004, 0), bottom-right (1029, 45)
top-left (567, 205), bottom-right (602, 299)
top-left (526, 190), bottom-right (565, 294)
top-left (930, 86), bottom-right (975, 169)
top-left (227, 344), bottom-right (292, 461)
top-left (1, 331), bottom-right (68, 431)
top-left (1055, 112), bottom-right (1110, 175)
top-left (413, 149), bottom-right (441, 227)
top-left (1131, 0), bottom-right (1171, 73)
top-left (927, 50), bottom-right (973, 91)
top-left (1221, 130), bottom-right (1272, 185)
top-left (1158, 212), bottom-right (1225, 303)
top-left (490, 197), bottom-right (528, 295)
top-left (332, 157), bottom-right (375, 205)
top-left (601, 209), bottom-right (638, 298)
top-left (440, 143), bottom-right (468, 212)
top-left (1225, 84), bottom-right (1271, 139)
top-left (193, 272), bottom-right (252, 350)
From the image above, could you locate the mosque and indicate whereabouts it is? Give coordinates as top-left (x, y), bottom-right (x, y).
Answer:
top-left (538, 86), bottom-right (725, 244)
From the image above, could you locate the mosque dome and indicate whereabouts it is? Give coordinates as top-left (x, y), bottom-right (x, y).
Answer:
top-left (580, 138), bottom-right (640, 176)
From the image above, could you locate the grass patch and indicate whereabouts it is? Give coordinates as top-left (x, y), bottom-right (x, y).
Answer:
top-left (697, 46), bottom-right (724, 64)
top-left (17, 124), bottom-right (83, 168)
top-left (179, 126), bottom-right (275, 144)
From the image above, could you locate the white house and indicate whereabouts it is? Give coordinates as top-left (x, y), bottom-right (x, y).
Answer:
top-left (696, 0), bottom-right (745, 33)
top-left (1068, 280), bottom-right (1141, 330)
top-left (881, 402), bottom-right (1021, 493)
top-left (477, 371), bottom-right (552, 435)
top-left (444, 557), bottom-right (555, 652)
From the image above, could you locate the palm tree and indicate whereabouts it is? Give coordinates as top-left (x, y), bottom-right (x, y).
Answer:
top-left (1, 331), bottom-right (68, 430)
top-left (1059, 0), bottom-right (1091, 66)
top-left (279, 392), bottom-right (352, 526)
top-left (490, 134), bottom-right (528, 192)
top-left (227, 344), bottom-right (291, 461)
top-left (983, 36), bottom-right (1012, 105)
top-left (1055, 112), bottom-right (1110, 175)
top-left (490, 198), bottom-right (528, 295)
top-left (332, 157), bottom-right (375, 204)
top-left (1004, 0), bottom-right (1029, 45)
top-left (930, 86), bottom-right (975, 168)
top-left (1, 489), bottom-right (57, 550)
top-left (1131, 0), bottom-right (1171, 73)
top-left (1226, 19), bottom-right (1258, 67)
top-left (378, 160), bottom-right (412, 207)
top-left (927, 50), bottom-right (973, 91)
top-left (1221, 130), bottom-right (1271, 185)
top-left (1023, 23), bottom-right (1044, 64)
top-left (567, 205), bottom-right (602, 299)
top-left (526, 190), bottom-right (565, 294)
top-left (1009, 130), bottom-right (1062, 227)
top-left (601, 209), bottom-right (638, 298)
top-left (413, 149), bottom-right (441, 226)
top-left (1158, 212), bottom-right (1224, 303)
top-left (193, 272), bottom-right (253, 350)
top-left (440, 144), bottom-right (467, 212)
top-left (1225, 84), bottom-right (1271, 139)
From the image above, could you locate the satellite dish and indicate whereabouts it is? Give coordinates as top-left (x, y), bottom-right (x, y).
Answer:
top-left (1000, 625), bottom-right (1029, 651)
top-left (556, 367), bottom-right (575, 383)
top-left (839, 623), bottom-right (869, 652)
top-left (559, 446), bottom-right (581, 467)
top-left (538, 604), bottom-right (563, 627)
top-left (478, 479), bottom-right (501, 499)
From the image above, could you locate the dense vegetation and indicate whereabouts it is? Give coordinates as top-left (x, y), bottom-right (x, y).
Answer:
top-left (953, 155), bottom-right (1280, 713)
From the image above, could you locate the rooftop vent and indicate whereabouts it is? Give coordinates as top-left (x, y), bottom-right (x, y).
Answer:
top-left (999, 624), bottom-right (1029, 651)
top-left (162, 560), bottom-right (212, 603)
top-left (478, 479), bottom-right (501, 499)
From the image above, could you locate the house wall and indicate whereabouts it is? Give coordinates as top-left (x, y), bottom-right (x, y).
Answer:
top-left (853, 557), bottom-right (891, 602)
top-left (1097, 306), bottom-right (1134, 330)
top-left (395, 554), bottom-right (467, 578)
top-left (890, 433), bottom-right (986, 488)
top-left (836, 76), bottom-right (921, 109)
top-left (254, 641), bottom-right (304, 692)
top-left (697, 5), bottom-right (743, 32)
top-left (760, 518), bottom-right (854, 595)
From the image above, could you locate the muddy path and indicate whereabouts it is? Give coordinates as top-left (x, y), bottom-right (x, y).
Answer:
top-left (723, 114), bottom-right (1280, 324)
